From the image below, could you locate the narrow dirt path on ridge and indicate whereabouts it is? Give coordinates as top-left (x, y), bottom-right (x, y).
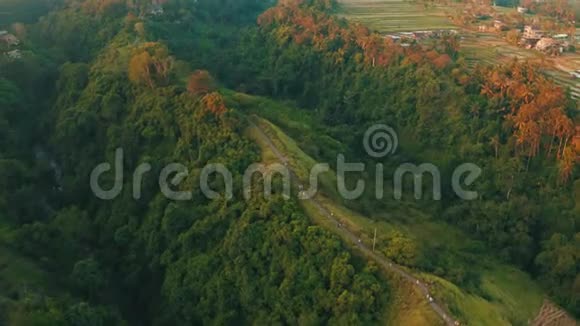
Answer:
top-left (249, 119), bottom-right (459, 326)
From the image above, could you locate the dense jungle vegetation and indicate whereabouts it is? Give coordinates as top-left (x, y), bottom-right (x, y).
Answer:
top-left (0, 0), bottom-right (577, 324)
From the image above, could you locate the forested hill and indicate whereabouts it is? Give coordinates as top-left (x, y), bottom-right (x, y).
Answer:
top-left (0, 0), bottom-right (391, 324)
top-left (238, 0), bottom-right (578, 316)
top-left (0, 0), bottom-right (578, 324)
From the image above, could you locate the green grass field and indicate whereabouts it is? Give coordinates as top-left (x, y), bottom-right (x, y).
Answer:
top-left (337, 0), bottom-right (454, 32)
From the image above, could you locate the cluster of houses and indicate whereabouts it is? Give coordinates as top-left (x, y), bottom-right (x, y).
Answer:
top-left (476, 18), bottom-right (574, 56)
top-left (519, 25), bottom-right (573, 55)
top-left (384, 30), bottom-right (459, 46)
top-left (0, 30), bottom-right (21, 60)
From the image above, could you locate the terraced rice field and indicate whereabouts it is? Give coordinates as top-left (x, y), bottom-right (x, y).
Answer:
top-left (460, 33), bottom-right (541, 67)
top-left (545, 70), bottom-right (580, 100)
top-left (337, 0), bottom-right (454, 32)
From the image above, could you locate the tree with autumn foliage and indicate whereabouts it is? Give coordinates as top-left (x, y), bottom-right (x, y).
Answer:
top-left (201, 92), bottom-right (228, 116)
top-left (187, 70), bottom-right (217, 96)
top-left (128, 43), bottom-right (174, 88)
top-left (477, 61), bottom-right (576, 178)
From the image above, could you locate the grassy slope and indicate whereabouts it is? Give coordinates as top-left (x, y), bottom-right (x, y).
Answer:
top-left (231, 91), bottom-right (546, 325)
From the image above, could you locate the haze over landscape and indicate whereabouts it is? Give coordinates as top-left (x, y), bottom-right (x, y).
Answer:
top-left (0, 0), bottom-right (578, 325)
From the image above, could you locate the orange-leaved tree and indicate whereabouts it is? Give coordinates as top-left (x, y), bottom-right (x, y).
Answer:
top-left (187, 70), bottom-right (217, 96)
top-left (201, 92), bottom-right (227, 117)
top-left (128, 43), bottom-right (174, 89)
